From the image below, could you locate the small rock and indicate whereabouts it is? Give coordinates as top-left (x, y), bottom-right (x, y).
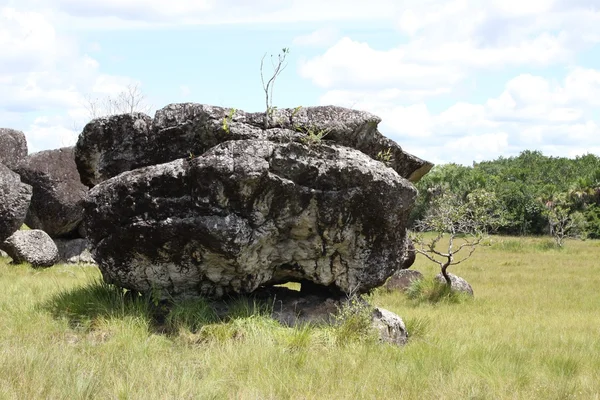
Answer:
top-left (384, 269), bottom-right (424, 292)
top-left (434, 273), bottom-right (474, 296)
top-left (54, 238), bottom-right (96, 264)
top-left (1, 230), bottom-right (59, 267)
top-left (371, 307), bottom-right (408, 346)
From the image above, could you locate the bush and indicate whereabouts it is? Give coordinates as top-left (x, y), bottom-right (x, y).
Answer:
top-left (333, 296), bottom-right (377, 345)
top-left (406, 278), bottom-right (471, 304)
top-left (584, 205), bottom-right (600, 239)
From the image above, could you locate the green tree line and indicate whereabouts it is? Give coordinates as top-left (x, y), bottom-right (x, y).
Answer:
top-left (411, 150), bottom-right (600, 239)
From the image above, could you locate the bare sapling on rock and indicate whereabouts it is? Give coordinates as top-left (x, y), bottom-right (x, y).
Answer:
top-left (411, 190), bottom-right (504, 287)
top-left (260, 47), bottom-right (289, 129)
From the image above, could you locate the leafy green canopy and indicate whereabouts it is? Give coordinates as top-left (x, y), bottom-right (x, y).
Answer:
top-left (411, 151), bottom-right (600, 237)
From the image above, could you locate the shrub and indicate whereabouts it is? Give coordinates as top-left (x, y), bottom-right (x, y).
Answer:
top-left (333, 296), bottom-right (377, 345)
top-left (166, 298), bottom-right (218, 332)
top-left (406, 278), bottom-right (471, 304)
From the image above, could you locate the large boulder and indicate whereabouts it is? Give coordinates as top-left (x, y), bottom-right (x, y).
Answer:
top-left (1, 229), bottom-right (59, 267)
top-left (84, 140), bottom-right (418, 299)
top-left (75, 104), bottom-right (433, 187)
top-left (0, 163), bottom-right (32, 242)
top-left (0, 128), bottom-right (28, 170)
top-left (15, 147), bottom-right (88, 238)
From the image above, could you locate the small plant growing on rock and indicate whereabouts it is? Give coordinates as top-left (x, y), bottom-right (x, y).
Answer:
top-left (376, 148), bottom-right (393, 166)
top-left (222, 108), bottom-right (236, 134)
top-left (291, 105), bottom-right (303, 120)
top-left (299, 126), bottom-right (331, 146)
top-left (260, 47), bottom-right (289, 129)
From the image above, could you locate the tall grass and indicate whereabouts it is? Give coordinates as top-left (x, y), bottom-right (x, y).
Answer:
top-left (0, 235), bottom-right (599, 399)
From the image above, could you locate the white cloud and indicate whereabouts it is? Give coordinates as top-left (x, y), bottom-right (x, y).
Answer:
top-left (319, 69), bottom-right (600, 165)
top-left (2, 0), bottom-right (599, 167)
top-left (180, 85), bottom-right (191, 96)
top-left (35, 0), bottom-right (401, 29)
top-left (26, 115), bottom-right (80, 153)
top-left (0, 6), bottom-right (147, 153)
top-left (299, 0), bottom-right (590, 99)
top-left (300, 37), bottom-right (463, 90)
top-left (297, 0), bottom-right (600, 165)
top-left (489, 0), bottom-right (555, 17)
top-left (446, 132), bottom-right (510, 162)
top-left (320, 87), bottom-right (452, 108)
top-left (300, 33), bottom-right (571, 95)
top-left (292, 27), bottom-right (340, 48)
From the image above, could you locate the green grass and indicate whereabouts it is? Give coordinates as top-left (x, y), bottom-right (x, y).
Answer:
top-left (0, 235), bottom-right (599, 399)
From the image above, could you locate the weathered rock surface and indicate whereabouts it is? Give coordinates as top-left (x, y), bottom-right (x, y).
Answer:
top-left (84, 139), bottom-right (417, 299)
top-left (0, 128), bottom-right (28, 170)
top-left (1, 229), bottom-right (59, 267)
top-left (15, 147), bottom-right (88, 238)
top-left (384, 269), bottom-right (424, 292)
top-left (399, 236), bottom-right (416, 270)
top-left (54, 238), bottom-right (95, 264)
top-left (0, 163), bottom-right (32, 242)
top-left (435, 273), bottom-right (474, 296)
top-left (75, 104), bottom-right (432, 187)
top-left (372, 307), bottom-right (408, 346)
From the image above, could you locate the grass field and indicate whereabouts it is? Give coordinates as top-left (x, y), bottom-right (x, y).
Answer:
top-left (0, 236), bottom-right (599, 399)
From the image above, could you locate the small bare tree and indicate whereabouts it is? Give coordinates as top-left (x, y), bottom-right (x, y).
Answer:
top-left (84, 83), bottom-right (151, 119)
top-left (411, 190), bottom-right (503, 286)
top-left (543, 193), bottom-right (587, 247)
top-left (260, 47), bottom-right (289, 129)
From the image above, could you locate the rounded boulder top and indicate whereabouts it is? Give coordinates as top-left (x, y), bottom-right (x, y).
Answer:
top-left (0, 128), bottom-right (28, 170)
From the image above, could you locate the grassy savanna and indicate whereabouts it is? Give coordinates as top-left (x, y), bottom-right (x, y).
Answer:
top-left (0, 236), bottom-right (599, 399)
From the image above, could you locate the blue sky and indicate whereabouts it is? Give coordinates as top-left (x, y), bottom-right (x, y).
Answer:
top-left (1, 0), bottom-right (599, 166)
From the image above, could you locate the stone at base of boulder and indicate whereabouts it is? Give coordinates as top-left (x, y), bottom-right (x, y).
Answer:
top-left (384, 269), bottom-right (424, 292)
top-left (371, 307), bottom-right (408, 346)
top-left (1, 230), bottom-right (59, 267)
top-left (434, 273), bottom-right (474, 296)
top-left (0, 250), bottom-right (7, 258)
top-left (54, 238), bottom-right (96, 264)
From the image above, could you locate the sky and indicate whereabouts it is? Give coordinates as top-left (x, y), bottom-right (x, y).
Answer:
top-left (1, 0), bottom-right (599, 166)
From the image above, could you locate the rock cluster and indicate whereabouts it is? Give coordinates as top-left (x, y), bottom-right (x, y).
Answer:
top-left (0, 127), bottom-right (93, 266)
top-left (78, 103), bottom-right (432, 300)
